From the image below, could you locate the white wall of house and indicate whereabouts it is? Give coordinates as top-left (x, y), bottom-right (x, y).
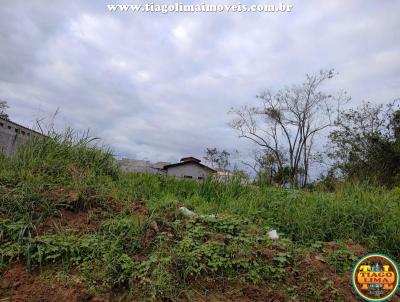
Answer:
top-left (117, 159), bottom-right (167, 175)
top-left (0, 118), bottom-right (34, 155)
top-left (166, 162), bottom-right (212, 180)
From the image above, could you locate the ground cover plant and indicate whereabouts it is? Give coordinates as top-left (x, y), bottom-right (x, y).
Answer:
top-left (0, 133), bottom-right (399, 301)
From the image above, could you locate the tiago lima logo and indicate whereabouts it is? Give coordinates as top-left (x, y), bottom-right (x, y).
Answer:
top-left (352, 254), bottom-right (399, 301)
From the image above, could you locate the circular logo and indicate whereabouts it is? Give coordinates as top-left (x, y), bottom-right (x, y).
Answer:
top-left (352, 254), bottom-right (399, 301)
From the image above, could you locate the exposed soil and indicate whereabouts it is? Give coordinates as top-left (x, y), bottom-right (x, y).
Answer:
top-left (181, 281), bottom-right (289, 302)
top-left (35, 208), bottom-right (102, 235)
top-left (106, 198), bottom-right (149, 217)
top-left (174, 246), bottom-right (381, 302)
top-left (124, 200), bottom-right (150, 216)
top-left (43, 187), bottom-right (84, 209)
top-left (345, 239), bottom-right (368, 256)
top-left (142, 220), bottom-right (160, 249)
top-left (324, 240), bottom-right (367, 257)
top-left (294, 252), bottom-right (360, 301)
top-left (292, 250), bottom-right (399, 302)
top-left (34, 197), bottom-right (149, 236)
top-left (2, 256), bottom-right (399, 302)
top-left (3, 195), bottom-right (396, 302)
top-left (0, 263), bottom-right (91, 302)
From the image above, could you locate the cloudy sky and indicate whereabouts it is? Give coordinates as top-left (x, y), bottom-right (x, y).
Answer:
top-left (1, 0), bottom-right (399, 164)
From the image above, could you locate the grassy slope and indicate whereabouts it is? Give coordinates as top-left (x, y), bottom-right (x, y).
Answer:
top-left (0, 134), bottom-right (399, 301)
top-left (117, 173), bottom-right (400, 258)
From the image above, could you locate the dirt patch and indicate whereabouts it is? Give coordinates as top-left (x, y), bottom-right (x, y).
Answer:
top-left (43, 188), bottom-right (83, 209)
top-left (43, 187), bottom-right (121, 213)
top-left (345, 239), bottom-right (367, 257)
top-left (106, 198), bottom-right (149, 217)
top-left (34, 199), bottom-right (150, 236)
top-left (324, 241), bottom-right (340, 251)
top-left (323, 240), bottom-right (367, 257)
top-left (3, 248), bottom-right (394, 302)
top-left (324, 239), bottom-right (368, 257)
top-left (142, 220), bottom-right (159, 249)
top-left (35, 208), bottom-right (103, 235)
top-left (209, 233), bottom-right (225, 243)
top-left (178, 280), bottom-right (288, 302)
top-left (256, 248), bottom-right (276, 260)
top-left (238, 285), bottom-right (287, 302)
top-left (291, 252), bottom-right (364, 301)
top-left (126, 200), bottom-right (149, 216)
top-left (0, 263), bottom-right (91, 302)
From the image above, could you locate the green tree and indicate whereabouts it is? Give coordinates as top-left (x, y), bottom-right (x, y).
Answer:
top-left (328, 100), bottom-right (400, 186)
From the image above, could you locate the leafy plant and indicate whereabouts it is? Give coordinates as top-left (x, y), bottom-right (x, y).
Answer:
top-left (326, 244), bottom-right (358, 273)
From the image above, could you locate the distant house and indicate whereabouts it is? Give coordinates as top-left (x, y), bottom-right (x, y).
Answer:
top-left (0, 116), bottom-right (42, 155)
top-left (117, 156), bottom-right (215, 180)
top-left (163, 157), bottom-right (216, 180)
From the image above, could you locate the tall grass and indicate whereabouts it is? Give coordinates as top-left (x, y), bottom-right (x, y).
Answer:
top-left (1, 131), bottom-right (399, 259)
top-left (114, 173), bottom-right (400, 259)
top-left (3, 129), bottom-right (118, 183)
top-left (0, 129), bottom-right (118, 221)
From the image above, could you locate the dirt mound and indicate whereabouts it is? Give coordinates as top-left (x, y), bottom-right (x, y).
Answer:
top-left (345, 239), bottom-right (367, 256)
top-left (178, 280), bottom-right (288, 302)
top-left (0, 264), bottom-right (91, 302)
top-left (34, 198), bottom-right (149, 236)
top-left (324, 240), bottom-right (367, 257)
top-left (35, 208), bottom-right (102, 235)
top-left (294, 252), bottom-right (360, 301)
top-left (1, 197), bottom-right (387, 302)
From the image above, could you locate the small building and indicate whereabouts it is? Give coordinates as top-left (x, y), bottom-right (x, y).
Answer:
top-left (0, 117), bottom-right (41, 155)
top-left (163, 157), bottom-right (215, 180)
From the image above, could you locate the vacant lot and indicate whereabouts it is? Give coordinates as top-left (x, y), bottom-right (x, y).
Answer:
top-left (1, 135), bottom-right (399, 301)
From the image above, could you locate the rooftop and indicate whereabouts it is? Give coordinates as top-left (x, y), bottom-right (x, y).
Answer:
top-left (164, 156), bottom-right (215, 172)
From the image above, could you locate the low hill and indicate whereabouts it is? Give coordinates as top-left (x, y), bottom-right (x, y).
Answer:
top-left (0, 133), bottom-right (399, 301)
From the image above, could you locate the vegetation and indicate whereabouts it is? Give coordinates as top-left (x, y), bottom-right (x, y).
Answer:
top-left (1, 132), bottom-right (399, 301)
top-left (328, 100), bottom-right (400, 187)
top-left (203, 147), bottom-right (231, 170)
top-left (229, 69), bottom-right (349, 187)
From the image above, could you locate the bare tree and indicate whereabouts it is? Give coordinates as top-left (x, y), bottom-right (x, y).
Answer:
top-left (229, 69), bottom-right (348, 187)
top-left (0, 100), bottom-right (9, 120)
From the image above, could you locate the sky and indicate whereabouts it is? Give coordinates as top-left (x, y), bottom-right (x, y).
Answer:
top-left (1, 0), bottom-right (399, 167)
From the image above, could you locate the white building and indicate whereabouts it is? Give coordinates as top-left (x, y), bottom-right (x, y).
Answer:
top-left (117, 156), bottom-right (216, 180)
top-left (163, 157), bottom-right (215, 180)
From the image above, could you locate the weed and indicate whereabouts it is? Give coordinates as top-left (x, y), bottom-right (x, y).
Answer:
top-left (326, 243), bottom-right (358, 274)
top-left (1, 129), bottom-right (399, 301)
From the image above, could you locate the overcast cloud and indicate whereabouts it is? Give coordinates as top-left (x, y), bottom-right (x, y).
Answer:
top-left (1, 0), bottom-right (399, 164)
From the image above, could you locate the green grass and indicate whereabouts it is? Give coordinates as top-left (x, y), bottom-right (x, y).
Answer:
top-left (0, 130), bottom-right (399, 300)
top-left (112, 173), bottom-right (400, 259)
